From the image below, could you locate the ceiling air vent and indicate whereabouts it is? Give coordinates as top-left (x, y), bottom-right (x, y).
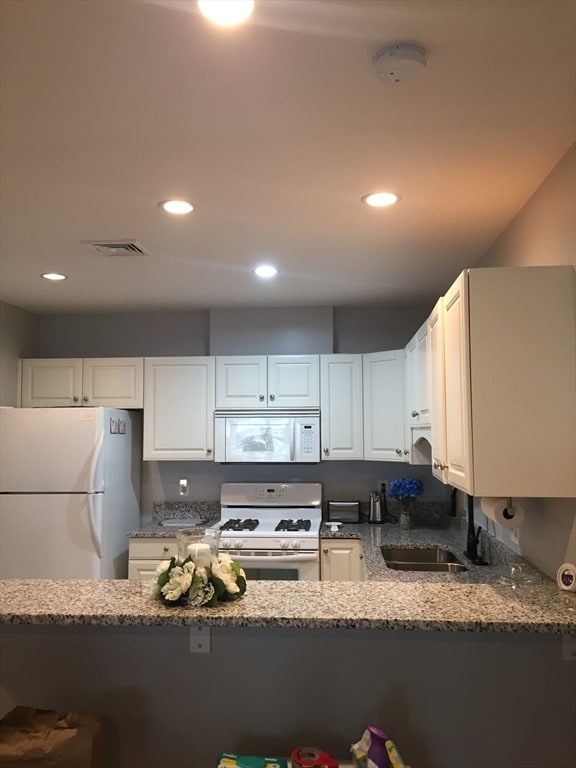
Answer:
top-left (84, 239), bottom-right (153, 257)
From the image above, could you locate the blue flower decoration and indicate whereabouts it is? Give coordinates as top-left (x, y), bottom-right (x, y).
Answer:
top-left (388, 477), bottom-right (423, 500)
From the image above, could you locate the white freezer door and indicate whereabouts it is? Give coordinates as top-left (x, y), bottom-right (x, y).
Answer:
top-left (0, 408), bottom-right (106, 492)
top-left (0, 494), bottom-right (103, 579)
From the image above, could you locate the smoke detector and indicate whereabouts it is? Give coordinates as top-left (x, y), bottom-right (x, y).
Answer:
top-left (373, 43), bottom-right (427, 85)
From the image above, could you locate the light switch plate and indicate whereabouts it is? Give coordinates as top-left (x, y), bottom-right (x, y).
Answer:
top-left (190, 626), bottom-right (211, 653)
top-left (562, 635), bottom-right (576, 662)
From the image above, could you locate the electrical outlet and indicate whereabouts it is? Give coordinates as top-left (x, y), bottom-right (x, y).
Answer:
top-left (510, 528), bottom-right (519, 546)
top-left (562, 635), bottom-right (576, 662)
top-left (190, 626), bottom-right (211, 653)
top-left (179, 478), bottom-right (189, 496)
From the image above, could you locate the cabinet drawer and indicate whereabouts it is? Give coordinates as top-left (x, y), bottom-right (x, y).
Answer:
top-left (128, 538), bottom-right (177, 559)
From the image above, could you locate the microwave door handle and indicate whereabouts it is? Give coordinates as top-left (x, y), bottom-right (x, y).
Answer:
top-left (231, 553), bottom-right (318, 565)
top-left (290, 421), bottom-right (295, 462)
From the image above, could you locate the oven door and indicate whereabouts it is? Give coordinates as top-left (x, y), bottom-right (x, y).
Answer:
top-left (226, 549), bottom-right (320, 581)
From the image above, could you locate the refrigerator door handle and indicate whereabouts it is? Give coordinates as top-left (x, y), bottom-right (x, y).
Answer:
top-left (87, 493), bottom-right (102, 559)
top-left (88, 430), bottom-right (104, 492)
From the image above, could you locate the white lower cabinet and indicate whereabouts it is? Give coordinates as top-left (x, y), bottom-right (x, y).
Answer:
top-left (128, 538), bottom-right (177, 581)
top-left (321, 539), bottom-right (366, 581)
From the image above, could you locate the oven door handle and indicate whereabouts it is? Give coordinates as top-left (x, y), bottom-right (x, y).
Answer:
top-left (229, 553), bottom-right (318, 565)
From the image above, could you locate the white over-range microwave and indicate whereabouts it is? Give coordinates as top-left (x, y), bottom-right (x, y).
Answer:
top-left (214, 411), bottom-right (320, 463)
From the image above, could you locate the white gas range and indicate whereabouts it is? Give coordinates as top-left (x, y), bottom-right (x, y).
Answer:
top-left (210, 482), bottom-right (322, 581)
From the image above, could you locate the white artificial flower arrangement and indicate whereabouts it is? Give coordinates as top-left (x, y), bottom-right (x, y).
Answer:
top-left (155, 553), bottom-right (247, 607)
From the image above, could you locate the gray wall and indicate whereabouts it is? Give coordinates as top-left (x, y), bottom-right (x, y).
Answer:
top-left (0, 624), bottom-right (573, 768)
top-left (471, 142), bottom-right (576, 579)
top-left (0, 302), bottom-right (38, 406)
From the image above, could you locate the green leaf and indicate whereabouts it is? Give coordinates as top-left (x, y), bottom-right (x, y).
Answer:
top-left (236, 575), bottom-right (247, 596)
top-left (210, 574), bottom-right (227, 598)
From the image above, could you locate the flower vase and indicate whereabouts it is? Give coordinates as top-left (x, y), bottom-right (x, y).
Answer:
top-left (399, 503), bottom-right (412, 530)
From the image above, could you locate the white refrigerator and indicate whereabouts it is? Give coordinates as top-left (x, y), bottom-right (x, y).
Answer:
top-left (0, 407), bottom-right (141, 579)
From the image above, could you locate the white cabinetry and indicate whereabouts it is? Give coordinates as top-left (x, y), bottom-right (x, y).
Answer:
top-left (405, 322), bottom-right (429, 427)
top-left (321, 539), bottom-right (366, 581)
top-left (143, 357), bottom-right (215, 461)
top-left (363, 350), bottom-right (405, 461)
top-left (427, 297), bottom-right (448, 483)
top-left (215, 355), bottom-right (319, 409)
top-left (432, 266), bottom-right (576, 497)
top-left (128, 538), bottom-right (177, 581)
top-left (20, 358), bottom-right (144, 408)
top-left (320, 354), bottom-right (363, 460)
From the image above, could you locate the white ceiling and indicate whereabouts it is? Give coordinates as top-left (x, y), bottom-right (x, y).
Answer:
top-left (1, 0), bottom-right (574, 315)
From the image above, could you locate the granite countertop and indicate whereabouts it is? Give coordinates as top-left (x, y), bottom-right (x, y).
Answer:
top-left (2, 518), bottom-right (575, 634)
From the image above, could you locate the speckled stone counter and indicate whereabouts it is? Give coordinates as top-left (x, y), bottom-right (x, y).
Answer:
top-left (1, 529), bottom-right (575, 633)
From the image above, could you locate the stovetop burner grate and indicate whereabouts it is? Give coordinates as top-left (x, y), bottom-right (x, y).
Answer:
top-left (275, 518), bottom-right (312, 532)
top-left (219, 518), bottom-right (260, 532)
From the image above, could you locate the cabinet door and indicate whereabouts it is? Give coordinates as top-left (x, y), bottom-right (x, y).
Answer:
top-left (215, 356), bottom-right (267, 408)
top-left (403, 336), bottom-right (417, 462)
top-left (320, 355), bottom-right (363, 460)
top-left (363, 350), bottom-right (405, 461)
top-left (143, 357), bottom-right (215, 461)
top-left (443, 272), bottom-right (473, 493)
top-left (267, 355), bottom-right (320, 408)
top-left (427, 298), bottom-right (448, 483)
top-left (128, 560), bottom-right (164, 581)
top-left (414, 322), bottom-right (429, 425)
top-left (82, 358), bottom-right (144, 408)
top-left (321, 539), bottom-right (366, 581)
top-left (20, 359), bottom-right (83, 407)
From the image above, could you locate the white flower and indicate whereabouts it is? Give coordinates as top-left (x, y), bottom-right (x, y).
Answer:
top-left (160, 565), bottom-right (193, 602)
top-left (155, 559), bottom-right (172, 576)
top-left (211, 555), bottom-right (239, 594)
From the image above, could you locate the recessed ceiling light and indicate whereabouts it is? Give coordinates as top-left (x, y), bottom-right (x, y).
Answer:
top-left (158, 200), bottom-right (194, 215)
top-left (362, 192), bottom-right (399, 207)
top-left (41, 273), bottom-right (67, 281)
top-left (254, 264), bottom-right (277, 279)
top-left (198, 0), bottom-right (254, 26)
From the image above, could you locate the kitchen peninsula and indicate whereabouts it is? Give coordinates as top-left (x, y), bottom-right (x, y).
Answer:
top-left (1, 524), bottom-right (575, 768)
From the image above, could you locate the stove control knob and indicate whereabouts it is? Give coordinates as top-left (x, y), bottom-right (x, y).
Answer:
top-left (234, 539), bottom-right (243, 549)
top-left (292, 540), bottom-right (301, 549)
top-left (279, 539), bottom-right (289, 549)
top-left (221, 540), bottom-right (232, 549)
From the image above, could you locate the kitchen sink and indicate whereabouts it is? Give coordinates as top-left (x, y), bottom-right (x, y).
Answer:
top-left (158, 519), bottom-right (208, 528)
top-left (380, 545), bottom-right (468, 573)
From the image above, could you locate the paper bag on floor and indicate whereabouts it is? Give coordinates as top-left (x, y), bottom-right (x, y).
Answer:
top-left (0, 706), bottom-right (101, 767)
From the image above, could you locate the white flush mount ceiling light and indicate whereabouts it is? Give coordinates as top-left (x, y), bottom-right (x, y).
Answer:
top-left (362, 192), bottom-right (399, 208)
top-left (159, 200), bottom-right (194, 215)
top-left (198, 0), bottom-right (254, 26)
top-left (254, 264), bottom-right (277, 279)
top-left (373, 42), bottom-right (427, 85)
top-left (41, 272), bottom-right (67, 281)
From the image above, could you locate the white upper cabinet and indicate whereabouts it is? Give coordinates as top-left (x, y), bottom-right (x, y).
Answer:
top-left (363, 350), bottom-right (405, 461)
top-left (320, 354), bottom-right (364, 460)
top-left (143, 357), bottom-right (215, 461)
top-left (427, 297), bottom-right (448, 483)
top-left (20, 358), bottom-right (144, 408)
top-left (215, 355), bottom-right (319, 409)
top-left (433, 266), bottom-right (576, 498)
top-left (403, 321), bottom-right (431, 465)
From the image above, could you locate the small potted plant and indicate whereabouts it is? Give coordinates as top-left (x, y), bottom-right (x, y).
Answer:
top-left (388, 477), bottom-right (424, 529)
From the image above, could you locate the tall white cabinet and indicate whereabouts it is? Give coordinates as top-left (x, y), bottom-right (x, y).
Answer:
top-left (363, 350), bottom-right (405, 461)
top-left (320, 354), bottom-right (364, 460)
top-left (429, 266), bottom-right (576, 497)
top-left (143, 357), bottom-right (215, 461)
